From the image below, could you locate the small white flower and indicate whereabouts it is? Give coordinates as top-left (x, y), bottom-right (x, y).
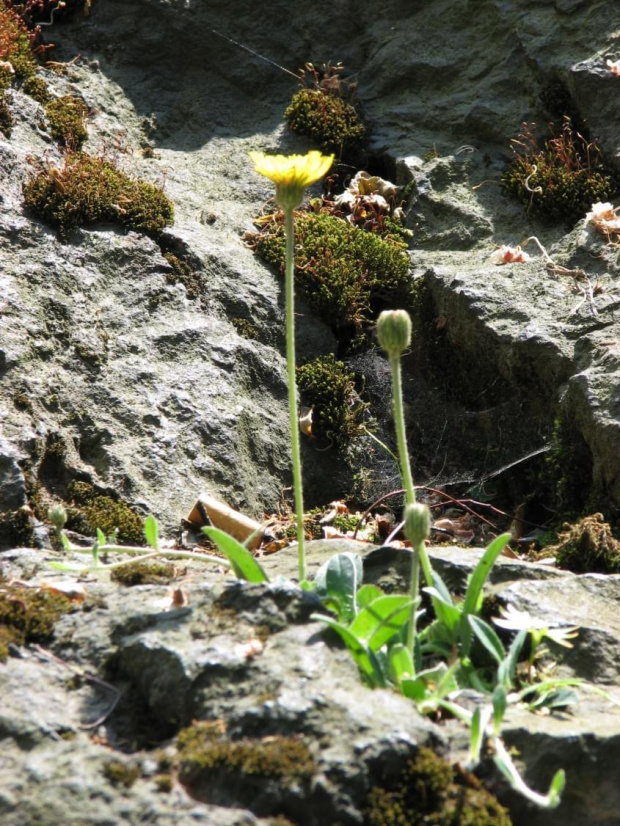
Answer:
top-left (490, 245), bottom-right (530, 265)
top-left (493, 603), bottom-right (578, 648)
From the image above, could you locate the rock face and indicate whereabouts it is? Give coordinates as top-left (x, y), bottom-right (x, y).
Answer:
top-left (2, 0), bottom-right (620, 824)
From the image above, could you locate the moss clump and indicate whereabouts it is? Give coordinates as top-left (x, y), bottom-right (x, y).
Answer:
top-left (176, 722), bottom-right (315, 790)
top-left (67, 481), bottom-right (144, 545)
top-left (154, 774), bottom-right (173, 793)
top-left (365, 747), bottom-right (512, 826)
top-left (253, 211), bottom-right (412, 334)
top-left (285, 87), bottom-right (366, 156)
top-left (45, 95), bottom-right (88, 148)
top-left (102, 760), bottom-right (141, 789)
top-left (110, 560), bottom-right (176, 586)
top-left (502, 118), bottom-right (620, 222)
top-left (23, 151), bottom-right (174, 240)
top-left (552, 513), bottom-right (620, 574)
top-left (0, 582), bottom-right (74, 661)
top-left (0, 92), bottom-right (12, 136)
top-left (0, 1), bottom-right (37, 79)
top-left (232, 317), bottom-right (258, 339)
top-left (0, 506), bottom-right (35, 549)
top-left (162, 251), bottom-right (204, 301)
top-left (297, 354), bottom-right (367, 448)
top-left (22, 73), bottom-right (50, 104)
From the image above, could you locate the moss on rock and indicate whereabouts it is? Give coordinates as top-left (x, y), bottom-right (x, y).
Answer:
top-left (502, 118), bottom-right (619, 223)
top-left (553, 513), bottom-right (620, 574)
top-left (23, 151), bottom-right (174, 240)
top-left (22, 73), bottom-right (51, 104)
top-left (285, 87), bottom-right (366, 156)
top-left (67, 481), bottom-right (144, 545)
top-left (297, 354), bottom-right (367, 448)
top-left (110, 560), bottom-right (177, 586)
top-left (253, 211), bottom-right (412, 334)
top-left (0, 582), bottom-right (74, 661)
top-left (45, 94), bottom-right (89, 148)
top-left (176, 722), bottom-right (315, 810)
top-left (365, 747), bottom-right (512, 826)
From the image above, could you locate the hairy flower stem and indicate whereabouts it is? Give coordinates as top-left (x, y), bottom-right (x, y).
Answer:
top-left (284, 205), bottom-right (306, 582)
top-left (388, 353), bottom-right (433, 589)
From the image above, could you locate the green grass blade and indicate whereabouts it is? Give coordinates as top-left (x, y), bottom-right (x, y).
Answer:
top-left (203, 526), bottom-right (269, 582)
top-left (459, 532), bottom-right (511, 656)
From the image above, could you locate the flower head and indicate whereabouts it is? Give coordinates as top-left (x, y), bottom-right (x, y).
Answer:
top-left (493, 603), bottom-right (578, 648)
top-left (377, 309), bottom-right (412, 358)
top-left (250, 150), bottom-right (334, 210)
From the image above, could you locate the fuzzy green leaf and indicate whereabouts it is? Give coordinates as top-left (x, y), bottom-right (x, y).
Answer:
top-left (348, 595), bottom-right (414, 652)
top-left (469, 615), bottom-right (506, 664)
top-left (143, 515), bottom-right (159, 551)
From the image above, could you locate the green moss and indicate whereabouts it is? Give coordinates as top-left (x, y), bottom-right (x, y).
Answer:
top-left (23, 151), bottom-right (174, 240)
top-left (0, 582), bottom-right (74, 659)
top-left (110, 560), bottom-right (176, 586)
top-left (502, 118), bottom-right (620, 222)
top-left (232, 317), bottom-right (258, 339)
top-left (176, 722), bottom-right (315, 787)
top-left (0, 506), bottom-right (35, 548)
top-left (162, 251), bottom-right (204, 301)
top-left (297, 354), bottom-right (367, 448)
top-left (45, 95), bottom-right (88, 148)
top-left (0, 1), bottom-right (36, 79)
top-left (22, 73), bottom-right (50, 104)
top-left (102, 760), bottom-right (141, 789)
top-left (253, 211), bottom-right (412, 334)
top-left (67, 481), bottom-right (145, 545)
top-left (0, 91), bottom-right (11, 136)
top-left (154, 773), bottom-right (173, 793)
top-left (552, 513), bottom-right (620, 574)
top-left (285, 87), bottom-right (365, 157)
top-left (365, 747), bottom-right (512, 826)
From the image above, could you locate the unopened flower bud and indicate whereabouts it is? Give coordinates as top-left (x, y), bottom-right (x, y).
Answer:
top-left (49, 503), bottom-right (67, 532)
top-left (404, 503), bottom-right (431, 546)
top-left (377, 310), bottom-right (412, 358)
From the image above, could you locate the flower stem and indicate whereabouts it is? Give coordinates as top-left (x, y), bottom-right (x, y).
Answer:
top-left (389, 354), bottom-right (433, 588)
top-left (284, 205), bottom-right (306, 582)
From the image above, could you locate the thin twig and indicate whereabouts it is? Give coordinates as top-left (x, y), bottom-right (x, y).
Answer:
top-left (32, 644), bottom-right (122, 729)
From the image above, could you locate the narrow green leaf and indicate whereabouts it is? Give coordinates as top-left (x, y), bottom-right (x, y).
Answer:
top-left (202, 526), bottom-right (269, 583)
top-left (492, 685), bottom-right (507, 735)
top-left (493, 737), bottom-right (565, 809)
top-left (60, 532), bottom-right (71, 552)
top-left (357, 583), bottom-right (383, 609)
top-left (348, 595), bottom-right (415, 652)
top-left (312, 614), bottom-right (377, 684)
top-left (497, 629), bottom-right (527, 690)
top-left (96, 528), bottom-right (106, 546)
top-left (469, 615), bottom-right (506, 664)
top-left (459, 532), bottom-right (511, 656)
top-left (144, 515), bottom-right (159, 550)
top-left (424, 587), bottom-right (461, 631)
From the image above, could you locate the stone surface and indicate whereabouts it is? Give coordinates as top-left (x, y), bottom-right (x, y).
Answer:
top-left (2, 1), bottom-right (620, 824)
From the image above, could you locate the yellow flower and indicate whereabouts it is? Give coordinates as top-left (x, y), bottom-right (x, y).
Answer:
top-left (249, 150), bottom-right (334, 209)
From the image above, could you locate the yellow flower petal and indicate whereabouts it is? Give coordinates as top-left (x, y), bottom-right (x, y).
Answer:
top-left (249, 151), bottom-right (334, 208)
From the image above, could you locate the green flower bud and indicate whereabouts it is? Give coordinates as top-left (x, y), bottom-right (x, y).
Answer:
top-left (377, 310), bottom-right (412, 358)
top-left (49, 503), bottom-right (67, 532)
top-left (404, 502), bottom-right (431, 546)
